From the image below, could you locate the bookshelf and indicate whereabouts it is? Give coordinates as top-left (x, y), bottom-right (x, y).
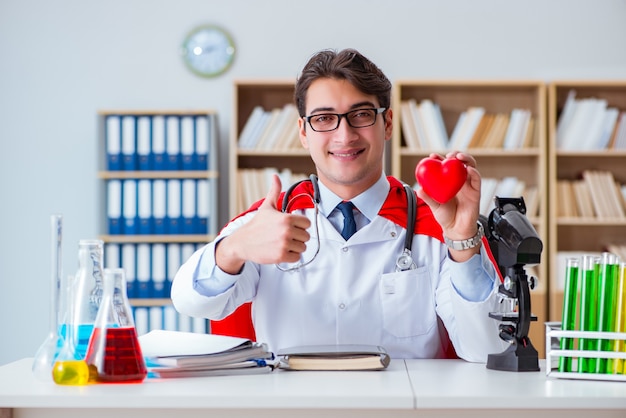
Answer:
top-left (391, 80), bottom-right (549, 355)
top-left (230, 80), bottom-right (312, 217)
top-left (97, 110), bottom-right (220, 335)
top-left (547, 81), bottom-right (626, 321)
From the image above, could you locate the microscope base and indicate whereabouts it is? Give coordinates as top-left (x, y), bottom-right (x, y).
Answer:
top-left (486, 340), bottom-right (539, 372)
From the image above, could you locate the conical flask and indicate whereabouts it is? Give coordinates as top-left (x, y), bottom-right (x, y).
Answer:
top-left (85, 268), bottom-right (147, 383)
top-left (32, 214), bottom-right (64, 381)
top-left (52, 275), bottom-right (90, 385)
top-left (72, 239), bottom-right (104, 358)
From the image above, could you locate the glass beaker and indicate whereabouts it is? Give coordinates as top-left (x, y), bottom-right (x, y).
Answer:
top-left (32, 214), bottom-right (64, 381)
top-left (72, 239), bottom-right (104, 358)
top-left (85, 268), bottom-right (147, 383)
top-left (52, 275), bottom-right (90, 385)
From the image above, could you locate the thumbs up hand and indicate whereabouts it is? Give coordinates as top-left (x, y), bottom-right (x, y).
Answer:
top-left (215, 174), bottom-right (312, 274)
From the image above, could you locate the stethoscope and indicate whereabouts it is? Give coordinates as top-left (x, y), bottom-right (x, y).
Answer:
top-left (276, 174), bottom-right (417, 272)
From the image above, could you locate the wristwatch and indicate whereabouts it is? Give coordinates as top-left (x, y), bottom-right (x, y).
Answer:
top-left (444, 222), bottom-right (484, 251)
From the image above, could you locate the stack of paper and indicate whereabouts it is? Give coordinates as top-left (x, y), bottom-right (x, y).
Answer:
top-left (138, 330), bottom-right (276, 378)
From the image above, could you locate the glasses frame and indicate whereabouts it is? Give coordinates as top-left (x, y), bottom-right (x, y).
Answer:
top-left (303, 107), bottom-right (386, 132)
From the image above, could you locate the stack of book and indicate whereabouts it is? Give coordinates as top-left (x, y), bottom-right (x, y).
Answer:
top-left (556, 170), bottom-right (626, 219)
top-left (556, 90), bottom-right (626, 150)
top-left (139, 330), bottom-right (276, 377)
top-left (400, 99), bottom-right (535, 151)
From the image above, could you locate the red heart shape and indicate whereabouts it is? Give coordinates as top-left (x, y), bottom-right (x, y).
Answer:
top-left (415, 157), bottom-right (467, 204)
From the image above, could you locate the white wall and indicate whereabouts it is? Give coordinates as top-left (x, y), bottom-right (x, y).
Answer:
top-left (1, 0), bottom-right (625, 365)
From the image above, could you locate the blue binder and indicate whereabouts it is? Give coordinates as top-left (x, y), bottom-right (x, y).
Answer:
top-left (166, 116), bottom-right (181, 170)
top-left (122, 179), bottom-right (138, 235)
top-left (137, 179), bottom-right (152, 235)
top-left (121, 115), bottom-right (137, 171)
top-left (106, 115), bottom-right (122, 171)
top-left (152, 179), bottom-right (167, 235)
top-left (195, 115), bottom-right (210, 171)
top-left (121, 243), bottom-right (137, 298)
top-left (151, 244), bottom-right (167, 298)
top-left (135, 243), bottom-right (151, 298)
top-left (181, 116), bottom-right (196, 171)
top-left (166, 179), bottom-right (182, 234)
top-left (107, 179), bottom-right (123, 235)
top-left (152, 115), bottom-right (167, 171)
top-left (137, 116), bottom-right (152, 171)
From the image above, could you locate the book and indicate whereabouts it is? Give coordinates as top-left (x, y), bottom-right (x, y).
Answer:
top-left (277, 344), bottom-right (391, 371)
top-left (139, 330), bottom-right (274, 368)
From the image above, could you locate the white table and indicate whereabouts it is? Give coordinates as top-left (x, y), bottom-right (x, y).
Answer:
top-left (1, 358), bottom-right (625, 418)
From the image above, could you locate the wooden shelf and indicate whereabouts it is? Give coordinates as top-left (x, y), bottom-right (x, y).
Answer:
top-left (547, 81), bottom-right (626, 321)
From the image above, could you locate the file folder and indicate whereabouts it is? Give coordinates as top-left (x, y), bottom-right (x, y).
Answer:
top-left (136, 243), bottom-right (151, 298)
top-left (166, 116), bottom-right (181, 170)
top-left (122, 179), bottom-right (138, 235)
top-left (106, 115), bottom-right (122, 171)
top-left (181, 179), bottom-right (196, 234)
top-left (134, 307), bottom-right (149, 336)
top-left (195, 116), bottom-right (209, 170)
top-left (151, 243), bottom-right (167, 298)
top-left (166, 243), bottom-right (180, 298)
top-left (181, 116), bottom-right (195, 170)
top-left (107, 180), bottom-right (122, 235)
top-left (121, 115), bottom-right (137, 171)
top-left (167, 179), bottom-right (182, 234)
top-left (137, 116), bottom-right (152, 170)
top-left (137, 179), bottom-right (152, 235)
top-left (163, 305), bottom-right (178, 331)
top-left (196, 179), bottom-right (210, 234)
top-left (152, 115), bottom-right (167, 171)
top-left (152, 179), bottom-right (167, 235)
top-left (121, 243), bottom-right (137, 298)
top-left (149, 306), bottom-right (164, 332)
top-left (104, 243), bottom-right (121, 269)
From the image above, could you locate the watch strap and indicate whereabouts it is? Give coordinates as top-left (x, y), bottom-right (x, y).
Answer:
top-left (444, 222), bottom-right (484, 251)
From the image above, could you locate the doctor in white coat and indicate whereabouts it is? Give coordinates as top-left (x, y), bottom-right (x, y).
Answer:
top-left (172, 48), bottom-right (508, 361)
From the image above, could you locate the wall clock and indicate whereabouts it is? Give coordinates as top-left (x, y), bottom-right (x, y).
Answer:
top-left (181, 25), bottom-right (236, 78)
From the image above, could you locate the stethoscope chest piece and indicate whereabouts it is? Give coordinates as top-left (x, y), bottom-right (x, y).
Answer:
top-left (396, 248), bottom-right (416, 272)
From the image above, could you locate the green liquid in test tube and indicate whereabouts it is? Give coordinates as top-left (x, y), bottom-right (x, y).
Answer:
top-left (613, 263), bottom-right (626, 374)
top-left (596, 252), bottom-right (619, 374)
top-left (578, 255), bottom-right (599, 373)
top-left (559, 258), bottom-right (579, 373)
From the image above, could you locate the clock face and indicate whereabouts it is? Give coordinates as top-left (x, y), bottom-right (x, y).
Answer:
top-left (181, 25), bottom-right (235, 78)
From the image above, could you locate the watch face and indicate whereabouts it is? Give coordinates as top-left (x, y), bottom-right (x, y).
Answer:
top-left (181, 25), bottom-right (235, 77)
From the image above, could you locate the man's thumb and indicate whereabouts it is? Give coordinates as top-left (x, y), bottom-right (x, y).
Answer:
top-left (260, 174), bottom-right (282, 211)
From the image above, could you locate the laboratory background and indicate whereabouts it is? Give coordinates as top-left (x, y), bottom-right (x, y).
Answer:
top-left (1, 0), bottom-right (626, 366)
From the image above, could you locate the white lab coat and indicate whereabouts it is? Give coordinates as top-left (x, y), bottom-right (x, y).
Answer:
top-left (171, 206), bottom-right (509, 362)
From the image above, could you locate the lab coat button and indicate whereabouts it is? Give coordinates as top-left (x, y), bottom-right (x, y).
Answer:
top-left (339, 303), bottom-right (346, 310)
top-left (342, 247), bottom-right (349, 252)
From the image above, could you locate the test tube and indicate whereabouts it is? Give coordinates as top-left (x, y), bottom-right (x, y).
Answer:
top-left (559, 257), bottom-right (579, 373)
top-left (613, 263), bottom-right (626, 374)
top-left (596, 252), bottom-right (619, 374)
top-left (578, 255), bottom-right (599, 373)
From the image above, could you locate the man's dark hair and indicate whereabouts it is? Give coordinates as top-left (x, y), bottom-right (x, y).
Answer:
top-left (294, 48), bottom-right (392, 117)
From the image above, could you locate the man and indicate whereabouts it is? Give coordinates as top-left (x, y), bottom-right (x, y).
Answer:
top-left (172, 48), bottom-right (507, 361)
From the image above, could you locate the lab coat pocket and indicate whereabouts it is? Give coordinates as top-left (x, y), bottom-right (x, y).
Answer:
top-left (380, 266), bottom-right (436, 338)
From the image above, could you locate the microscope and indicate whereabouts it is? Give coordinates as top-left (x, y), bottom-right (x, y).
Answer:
top-left (481, 197), bottom-right (543, 372)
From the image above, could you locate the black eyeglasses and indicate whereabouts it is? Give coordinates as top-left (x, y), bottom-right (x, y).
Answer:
top-left (303, 108), bottom-right (386, 132)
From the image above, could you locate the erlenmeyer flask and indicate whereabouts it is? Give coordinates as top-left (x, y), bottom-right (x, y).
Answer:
top-left (85, 268), bottom-right (147, 383)
top-left (32, 214), bottom-right (64, 381)
top-left (72, 239), bottom-right (104, 358)
top-left (52, 275), bottom-right (90, 385)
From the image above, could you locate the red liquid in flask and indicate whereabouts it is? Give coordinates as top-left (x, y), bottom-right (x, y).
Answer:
top-left (85, 327), bottom-right (147, 383)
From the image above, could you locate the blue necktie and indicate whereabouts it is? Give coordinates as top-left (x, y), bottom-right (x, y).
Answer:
top-left (336, 201), bottom-right (356, 240)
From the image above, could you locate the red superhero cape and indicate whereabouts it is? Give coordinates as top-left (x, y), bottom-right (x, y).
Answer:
top-left (210, 176), bottom-right (501, 359)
